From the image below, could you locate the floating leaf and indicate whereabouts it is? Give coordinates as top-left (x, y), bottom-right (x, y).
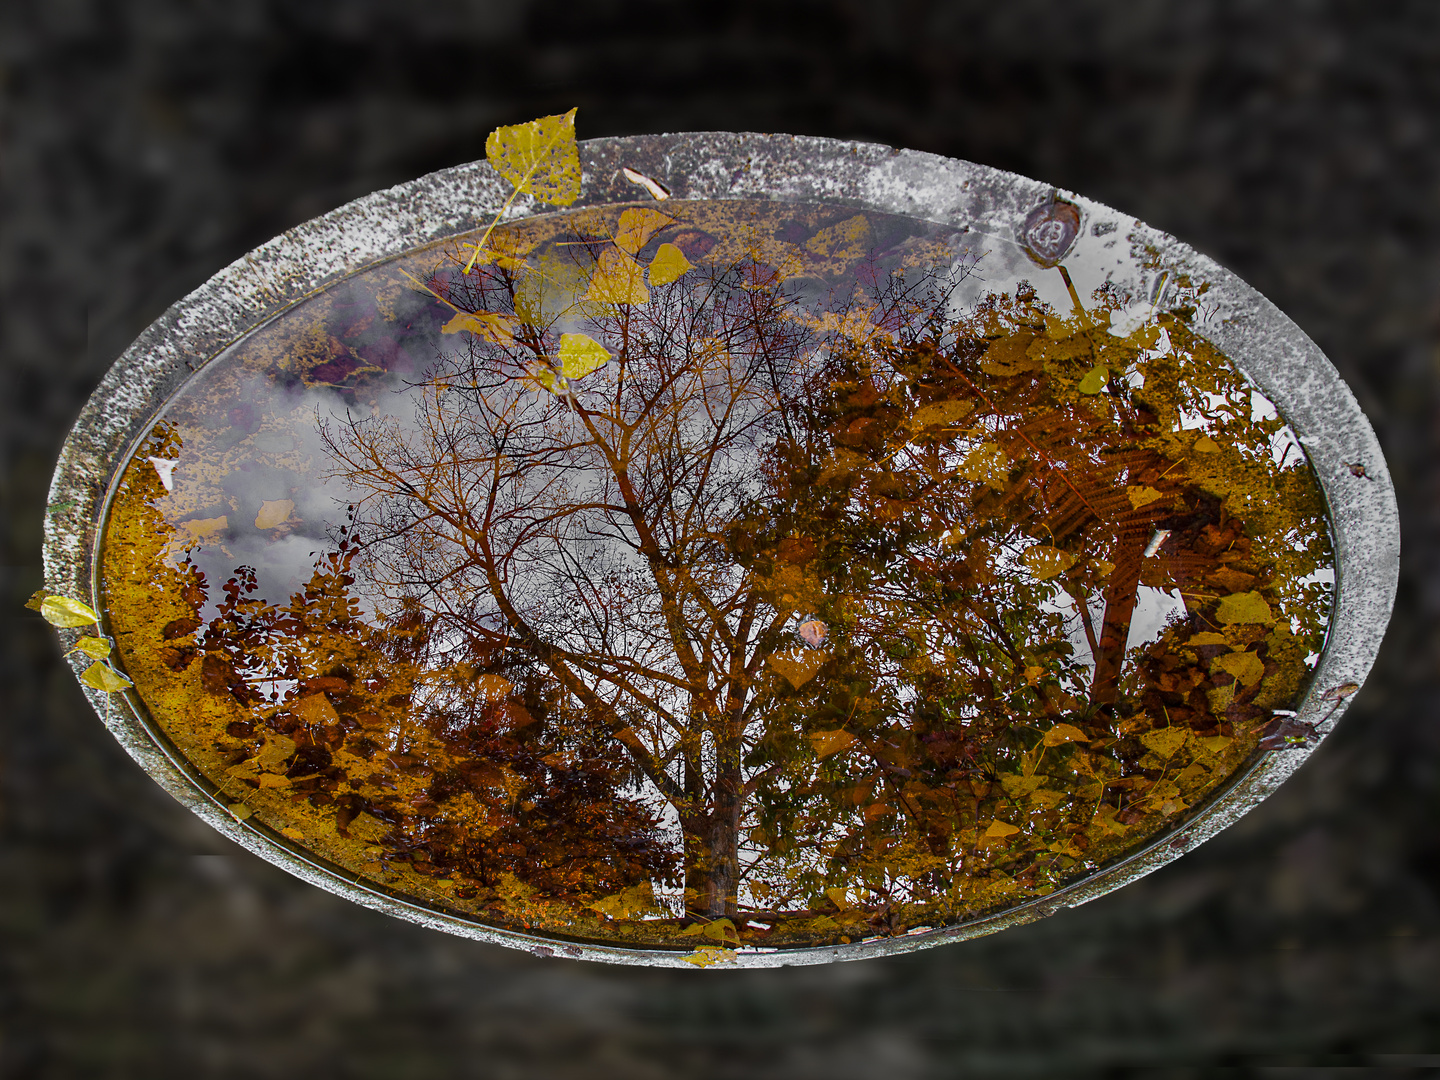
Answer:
top-left (824, 886), bottom-right (851, 909)
top-left (701, 917), bottom-right (741, 945)
top-left (591, 882), bottom-right (659, 920)
top-left (797, 619), bottom-right (828, 648)
top-left (806, 215), bottom-right (871, 261)
top-left (1212, 650), bottom-right (1265, 687)
top-left (807, 728), bottom-right (854, 759)
top-left (585, 248), bottom-right (650, 305)
top-left (73, 636), bottom-right (113, 660)
top-left (148, 456), bottom-right (179, 492)
top-left (980, 335), bottom-right (1042, 377)
top-left (1022, 545), bottom-right (1077, 582)
top-left (621, 166), bottom-right (671, 201)
top-left (80, 661), bottom-right (132, 692)
top-left (1042, 722), bottom-right (1088, 747)
top-left (254, 499), bottom-right (294, 530)
top-left (441, 311), bottom-right (519, 345)
top-left (768, 648), bottom-right (828, 689)
top-left (1140, 727), bottom-right (1188, 758)
top-left (1189, 631), bottom-right (1229, 646)
top-left (41, 595), bottom-right (100, 628)
top-left (1127, 485), bottom-right (1163, 509)
top-left (613, 208), bottom-right (672, 255)
top-left (983, 819), bottom-right (1021, 841)
top-left (910, 400), bottom-right (974, 429)
top-left (647, 242), bottom-right (693, 286)
top-left (957, 442), bottom-right (1009, 490)
top-left (279, 826), bottom-right (305, 842)
top-left (475, 674), bottom-right (514, 703)
top-left (526, 361), bottom-right (564, 395)
top-left (1076, 365), bottom-right (1109, 394)
top-left (1215, 591), bottom-right (1274, 625)
top-left (485, 108), bottom-right (581, 207)
top-left (557, 333), bottom-right (611, 380)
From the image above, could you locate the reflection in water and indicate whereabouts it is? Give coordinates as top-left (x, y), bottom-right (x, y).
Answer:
top-left (101, 199), bottom-right (1334, 953)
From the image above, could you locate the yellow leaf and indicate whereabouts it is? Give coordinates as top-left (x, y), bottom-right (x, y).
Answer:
top-left (254, 499), bottom-right (294, 529)
top-left (24, 588), bottom-right (46, 612)
top-left (1207, 683), bottom-right (1235, 713)
top-left (175, 515), bottom-right (229, 546)
top-left (1198, 735), bottom-right (1234, 754)
top-left (557, 333), bottom-right (611, 379)
top-left (1001, 775), bottom-right (1043, 798)
top-left (1215, 591), bottom-right (1274, 625)
top-left (525, 361), bottom-right (564, 395)
top-left (824, 886), bottom-right (851, 909)
top-left (585, 247), bottom-right (650, 305)
top-left (768, 648), bottom-right (828, 689)
top-left (682, 946), bottom-right (736, 968)
top-left (41, 595), bottom-right (100, 628)
top-left (701, 917), bottom-right (741, 945)
top-left (983, 819), bottom-right (1022, 841)
top-left (475, 674), bottom-right (513, 702)
top-left (1193, 435), bottom-right (1220, 453)
top-left (1127, 485), bottom-right (1163, 509)
top-left (485, 108), bottom-right (581, 207)
top-left (648, 242), bottom-right (693, 286)
top-left (613, 208), bottom-right (672, 255)
top-left (957, 442), bottom-right (1009, 490)
top-left (1213, 650), bottom-right (1265, 687)
top-left (807, 728), bottom-right (854, 759)
top-left (441, 311), bottom-right (519, 346)
top-left (279, 826), bottom-right (305, 842)
top-left (292, 694), bottom-right (340, 727)
top-left (1189, 632), bottom-right (1229, 646)
top-left (591, 882), bottom-right (659, 920)
top-left (1076, 364), bottom-right (1109, 394)
top-left (80, 661), bottom-right (132, 692)
top-left (1140, 727), bottom-right (1188, 758)
top-left (806, 215), bottom-right (871, 260)
top-left (1042, 722), bottom-right (1089, 747)
top-left (73, 636), bottom-right (113, 660)
top-left (1022, 545), bottom-right (1077, 582)
top-left (909, 400), bottom-right (974, 429)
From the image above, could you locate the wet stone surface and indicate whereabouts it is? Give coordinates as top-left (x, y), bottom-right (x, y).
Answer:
top-left (100, 198), bottom-right (1333, 955)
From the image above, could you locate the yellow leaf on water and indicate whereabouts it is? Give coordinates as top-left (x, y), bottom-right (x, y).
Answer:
top-left (175, 516), bottom-right (228, 546)
top-left (702, 917), bottom-right (741, 945)
top-left (475, 674), bottom-right (514, 703)
top-left (73, 636), bottom-right (113, 660)
top-left (80, 661), bottom-right (132, 692)
top-left (648, 242), bottom-right (693, 286)
top-left (1215, 591), bottom-right (1274, 625)
top-left (1127, 485), bottom-right (1163, 509)
top-left (1140, 727), bottom-right (1188, 758)
top-left (957, 442), bottom-right (1009, 490)
top-left (292, 694), bottom-right (340, 728)
top-left (1189, 632), bottom-right (1230, 646)
top-left (1022, 545), bottom-right (1077, 582)
top-left (825, 886), bottom-right (852, 909)
top-left (279, 826), bottom-right (305, 842)
top-left (909, 400), bottom-right (974, 429)
top-left (1001, 775), bottom-right (1043, 798)
top-left (1042, 722), bottom-right (1089, 747)
top-left (557, 333), bottom-right (611, 380)
top-left (590, 882), bottom-right (659, 920)
top-left (613, 208), bottom-right (672, 254)
top-left (585, 248), bottom-right (650, 305)
top-left (41, 595), bottom-right (100, 628)
top-left (983, 819), bottom-right (1021, 841)
top-left (806, 215), bottom-right (871, 261)
top-left (768, 648), bottom-right (828, 689)
top-left (807, 728), bottom-right (855, 759)
top-left (1076, 365), bottom-right (1109, 394)
top-left (1213, 650), bottom-right (1265, 687)
top-left (485, 108), bottom-right (581, 207)
top-left (1193, 435), bottom-right (1220, 453)
top-left (441, 311), bottom-right (519, 345)
top-left (1198, 735), bottom-right (1234, 755)
top-left (254, 499), bottom-right (294, 529)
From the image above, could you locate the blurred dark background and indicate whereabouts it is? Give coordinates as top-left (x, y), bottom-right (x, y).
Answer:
top-left (2, 0), bottom-right (1438, 1074)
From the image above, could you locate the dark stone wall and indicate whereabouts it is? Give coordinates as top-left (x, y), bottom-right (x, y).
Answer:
top-left (2, 2), bottom-right (1437, 1074)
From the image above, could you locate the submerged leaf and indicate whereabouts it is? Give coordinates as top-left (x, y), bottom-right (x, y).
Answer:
top-left (1076, 365), bottom-right (1109, 394)
top-left (1022, 545), bottom-right (1077, 582)
top-left (983, 819), bottom-right (1021, 841)
top-left (557, 333), bottom-right (612, 380)
top-left (1042, 722), bottom-right (1088, 747)
top-left (485, 108), bottom-right (581, 207)
top-left (909, 400), bottom-right (974, 429)
top-left (41, 595), bottom-right (100, 628)
top-left (647, 243), bottom-right (693, 286)
top-left (80, 661), bottom-right (132, 692)
top-left (254, 499), bottom-right (295, 529)
top-left (1215, 591), bottom-right (1274, 626)
top-left (613, 208), bottom-right (672, 255)
top-left (1213, 650), bottom-right (1265, 687)
top-left (957, 442), bottom-right (1009, 490)
top-left (1126, 485), bottom-right (1163, 509)
top-left (769, 648), bottom-right (828, 689)
top-left (807, 728), bottom-right (854, 759)
top-left (1140, 727), bottom-right (1188, 758)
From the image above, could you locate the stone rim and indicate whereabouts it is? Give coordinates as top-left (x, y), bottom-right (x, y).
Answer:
top-left (44, 132), bottom-right (1400, 968)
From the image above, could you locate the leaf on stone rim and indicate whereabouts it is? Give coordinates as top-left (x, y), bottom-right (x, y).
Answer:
top-left (557, 333), bottom-right (611, 380)
top-left (73, 636), bottom-right (113, 660)
top-left (485, 108), bottom-right (581, 207)
top-left (41, 595), bottom-right (100, 628)
top-left (648, 242), bottom-right (693, 286)
top-left (585, 248), bottom-right (650, 305)
top-left (442, 311), bottom-right (519, 346)
top-left (80, 661), bottom-right (132, 692)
